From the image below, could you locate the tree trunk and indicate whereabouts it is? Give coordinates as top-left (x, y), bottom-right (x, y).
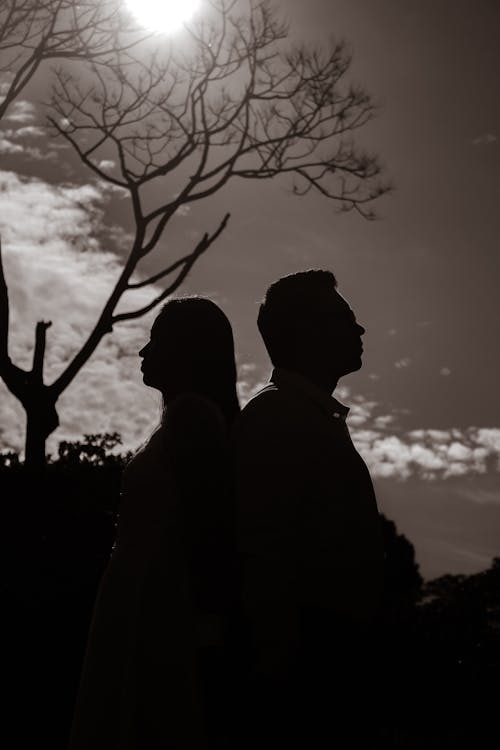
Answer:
top-left (25, 407), bottom-right (49, 472)
top-left (2, 247), bottom-right (59, 469)
top-left (23, 388), bottom-right (60, 470)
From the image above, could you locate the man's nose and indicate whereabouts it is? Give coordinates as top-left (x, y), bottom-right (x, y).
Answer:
top-left (357, 323), bottom-right (366, 336)
top-left (139, 343), bottom-right (148, 358)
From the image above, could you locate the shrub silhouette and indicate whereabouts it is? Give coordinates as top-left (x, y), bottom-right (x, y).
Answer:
top-left (380, 514), bottom-right (424, 608)
top-left (54, 432), bottom-right (131, 468)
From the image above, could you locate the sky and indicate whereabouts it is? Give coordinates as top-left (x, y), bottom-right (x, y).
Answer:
top-left (0, 0), bottom-right (499, 579)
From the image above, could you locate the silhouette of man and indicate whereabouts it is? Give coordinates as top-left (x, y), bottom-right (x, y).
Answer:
top-left (234, 270), bottom-right (384, 747)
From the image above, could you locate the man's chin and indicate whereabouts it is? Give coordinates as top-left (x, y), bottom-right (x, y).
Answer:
top-left (342, 356), bottom-right (363, 376)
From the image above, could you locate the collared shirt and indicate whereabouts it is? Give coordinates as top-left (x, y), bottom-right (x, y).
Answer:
top-left (271, 367), bottom-right (350, 420)
top-left (233, 367), bottom-right (384, 627)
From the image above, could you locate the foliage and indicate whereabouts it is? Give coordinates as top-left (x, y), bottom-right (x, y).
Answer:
top-left (0, 449), bottom-right (21, 468)
top-left (53, 432), bottom-right (132, 467)
top-left (380, 513), bottom-right (424, 606)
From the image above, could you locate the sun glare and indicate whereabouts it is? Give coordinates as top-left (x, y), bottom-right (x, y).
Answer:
top-left (126, 0), bottom-right (200, 34)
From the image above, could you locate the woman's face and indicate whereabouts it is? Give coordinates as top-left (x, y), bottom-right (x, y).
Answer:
top-left (139, 322), bottom-right (169, 391)
top-left (139, 318), bottom-right (190, 395)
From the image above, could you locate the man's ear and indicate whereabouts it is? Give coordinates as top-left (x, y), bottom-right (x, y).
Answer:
top-left (296, 315), bottom-right (320, 343)
top-left (293, 318), bottom-right (308, 348)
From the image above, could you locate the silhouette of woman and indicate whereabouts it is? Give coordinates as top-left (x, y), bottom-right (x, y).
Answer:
top-left (68, 298), bottom-right (240, 750)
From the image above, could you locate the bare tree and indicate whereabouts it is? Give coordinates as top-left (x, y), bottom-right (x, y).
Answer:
top-left (0, 0), bottom-right (145, 121)
top-left (0, 0), bottom-right (389, 468)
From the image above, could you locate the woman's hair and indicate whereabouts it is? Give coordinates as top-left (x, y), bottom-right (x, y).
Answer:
top-left (153, 296), bottom-right (240, 427)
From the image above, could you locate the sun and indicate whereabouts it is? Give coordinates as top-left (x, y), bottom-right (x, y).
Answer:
top-left (126, 0), bottom-right (200, 34)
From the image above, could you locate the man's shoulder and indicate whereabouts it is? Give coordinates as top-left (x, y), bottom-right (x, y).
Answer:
top-left (241, 382), bottom-right (296, 418)
top-left (233, 383), bottom-right (301, 445)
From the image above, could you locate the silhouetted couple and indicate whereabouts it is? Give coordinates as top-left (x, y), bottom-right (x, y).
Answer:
top-left (68, 270), bottom-right (384, 750)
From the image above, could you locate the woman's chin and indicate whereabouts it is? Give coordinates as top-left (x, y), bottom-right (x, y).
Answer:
top-left (142, 372), bottom-right (162, 391)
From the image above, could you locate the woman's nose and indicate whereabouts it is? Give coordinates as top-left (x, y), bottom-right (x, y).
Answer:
top-left (139, 343), bottom-right (148, 358)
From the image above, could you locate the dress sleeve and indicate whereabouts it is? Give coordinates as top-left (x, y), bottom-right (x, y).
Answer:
top-left (163, 394), bottom-right (236, 615)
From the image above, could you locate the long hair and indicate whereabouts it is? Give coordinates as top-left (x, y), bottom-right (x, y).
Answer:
top-left (153, 297), bottom-right (240, 428)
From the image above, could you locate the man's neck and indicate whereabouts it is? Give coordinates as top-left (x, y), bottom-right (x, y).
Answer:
top-left (278, 365), bottom-right (338, 396)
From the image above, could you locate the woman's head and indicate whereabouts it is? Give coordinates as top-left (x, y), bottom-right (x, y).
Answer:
top-left (139, 297), bottom-right (240, 425)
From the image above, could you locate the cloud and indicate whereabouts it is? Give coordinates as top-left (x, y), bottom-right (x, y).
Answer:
top-left (236, 362), bottom-right (270, 405)
top-left (440, 367), bottom-right (451, 376)
top-left (6, 100), bottom-right (36, 124)
top-left (475, 428), bottom-right (500, 452)
top-left (395, 357), bottom-right (412, 369)
top-left (0, 140), bottom-right (57, 160)
top-left (0, 170), bottom-right (169, 455)
top-left (0, 126), bottom-right (46, 139)
top-left (1, 171), bottom-right (500, 485)
top-left (97, 159), bottom-right (116, 171)
top-left (471, 133), bottom-right (497, 146)
top-left (0, 138), bottom-right (23, 154)
top-left (23, 147), bottom-right (58, 161)
top-left (229, 372), bottom-right (500, 482)
top-left (0, 76), bottom-right (14, 106)
top-left (454, 485), bottom-right (500, 507)
top-left (347, 397), bottom-right (378, 427)
top-left (353, 425), bottom-right (500, 481)
top-left (0, 123), bottom-right (56, 160)
top-left (0, 101), bottom-right (56, 160)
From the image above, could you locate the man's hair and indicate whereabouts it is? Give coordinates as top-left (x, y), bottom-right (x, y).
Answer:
top-left (257, 269), bottom-right (338, 366)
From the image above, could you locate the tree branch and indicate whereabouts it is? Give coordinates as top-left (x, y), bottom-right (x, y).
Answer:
top-left (113, 213), bottom-right (231, 324)
top-left (1, 0), bottom-right (389, 463)
top-left (127, 251), bottom-right (202, 290)
top-left (0, 0), bottom-right (149, 123)
top-left (32, 321), bottom-right (52, 383)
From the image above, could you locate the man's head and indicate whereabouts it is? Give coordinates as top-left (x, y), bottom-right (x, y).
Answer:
top-left (257, 270), bottom-right (365, 389)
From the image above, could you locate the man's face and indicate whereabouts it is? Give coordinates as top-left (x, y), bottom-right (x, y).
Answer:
top-left (306, 289), bottom-right (366, 378)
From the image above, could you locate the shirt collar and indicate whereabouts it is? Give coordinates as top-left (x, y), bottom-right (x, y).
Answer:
top-left (270, 368), bottom-right (350, 421)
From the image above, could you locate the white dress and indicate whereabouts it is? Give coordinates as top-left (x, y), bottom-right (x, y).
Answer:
top-left (68, 423), bottom-right (207, 749)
